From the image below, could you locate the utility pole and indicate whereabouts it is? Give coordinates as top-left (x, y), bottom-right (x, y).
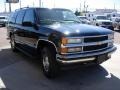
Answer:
top-left (20, 0), bottom-right (21, 8)
top-left (114, 3), bottom-right (116, 10)
top-left (42, 2), bottom-right (44, 7)
top-left (4, 2), bottom-right (6, 12)
top-left (84, 1), bottom-right (86, 12)
top-left (80, 2), bottom-right (81, 12)
top-left (9, 3), bottom-right (11, 12)
top-left (86, 5), bottom-right (88, 13)
top-left (39, 0), bottom-right (41, 7)
top-left (33, 1), bottom-right (35, 7)
top-left (53, 0), bottom-right (55, 8)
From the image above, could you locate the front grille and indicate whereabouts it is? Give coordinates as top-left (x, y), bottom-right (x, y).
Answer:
top-left (102, 22), bottom-right (112, 25)
top-left (84, 36), bottom-right (108, 43)
top-left (83, 43), bottom-right (108, 51)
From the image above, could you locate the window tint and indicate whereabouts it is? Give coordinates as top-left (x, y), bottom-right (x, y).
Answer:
top-left (96, 16), bottom-right (107, 20)
top-left (36, 9), bottom-right (79, 25)
top-left (16, 10), bottom-right (25, 24)
top-left (9, 11), bottom-right (18, 24)
top-left (23, 9), bottom-right (34, 23)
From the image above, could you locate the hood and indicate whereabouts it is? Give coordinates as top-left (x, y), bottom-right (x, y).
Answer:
top-left (47, 23), bottom-right (113, 37)
top-left (82, 19), bottom-right (90, 24)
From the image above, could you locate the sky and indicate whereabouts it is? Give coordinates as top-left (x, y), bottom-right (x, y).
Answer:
top-left (0, 0), bottom-right (120, 12)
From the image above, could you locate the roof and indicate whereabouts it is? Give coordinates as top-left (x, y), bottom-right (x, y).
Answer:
top-left (15, 7), bottom-right (71, 11)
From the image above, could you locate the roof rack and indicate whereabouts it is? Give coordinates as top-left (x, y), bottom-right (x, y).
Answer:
top-left (15, 7), bottom-right (29, 11)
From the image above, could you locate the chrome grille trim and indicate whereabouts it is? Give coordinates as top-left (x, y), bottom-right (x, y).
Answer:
top-left (66, 35), bottom-right (109, 38)
top-left (61, 46), bottom-right (110, 55)
top-left (60, 34), bottom-right (115, 55)
top-left (61, 40), bottom-right (113, 48)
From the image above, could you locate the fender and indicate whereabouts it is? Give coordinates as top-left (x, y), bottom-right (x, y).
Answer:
top-left (36, 39), bottom-right (58, 53)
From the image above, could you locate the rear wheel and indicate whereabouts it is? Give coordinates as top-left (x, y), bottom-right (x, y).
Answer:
top-left (10, 35), bottom-right (17, 52)
top-left (119, 26), bottom-right (120, 30)
top-left (41, 47), bottom-right (59, 78)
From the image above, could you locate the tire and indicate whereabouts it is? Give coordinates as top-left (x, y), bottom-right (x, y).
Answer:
top-left (10, 35), bottom-right (18, 52)
top-left (2, 24), bottom-right (5, 27)
top-left (119, 26), bottom-right (120, 30)
top-left (41, 47), bottom-right (60, 78)
top-left (111, 27), bottom-right (114, 31)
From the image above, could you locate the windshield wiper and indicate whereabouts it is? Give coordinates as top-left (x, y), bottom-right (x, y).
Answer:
top-left (40, 19), bottom-right (61, 23)
top-left (63, 20), bottom-right (81, 23)
top-left (39, 19), bottom-right (81, 24)
top-left (39, 19), bottom-right (62, 24)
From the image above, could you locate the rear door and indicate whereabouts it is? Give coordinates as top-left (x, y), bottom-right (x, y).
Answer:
top-left (7, 11), bottom-right (18, 38)
top-left (14, 10), bottom-right (26, 46)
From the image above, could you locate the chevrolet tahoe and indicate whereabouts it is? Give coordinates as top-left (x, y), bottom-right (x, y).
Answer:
top-left (7, 8), bottom-right (116, 78)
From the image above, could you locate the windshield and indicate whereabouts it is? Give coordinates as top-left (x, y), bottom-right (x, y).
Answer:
top-left (115, 18), bottom-right (120, 22)
top-left (96, 16), bottom-right (108, 20)
top-left (79, 17), bottom-right (87, 20)
top-left (36, 8), bottom-right (80, 25)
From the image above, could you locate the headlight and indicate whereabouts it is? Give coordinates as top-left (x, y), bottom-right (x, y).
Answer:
top-left (61, 38), bottom-right (83, 53)
top-left (62, 38), bottom-right (83, 45)
top-left (96, 22), bottom-right (102, 26)
top-left (108, 42), bottom-right (113, 47)
top-left (108, 34), bottom-right (114, 40)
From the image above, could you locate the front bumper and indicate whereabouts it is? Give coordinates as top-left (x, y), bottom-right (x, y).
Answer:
top-left (0, 22), bottom-right (6, 25)
top-left (101, 25), bottom-right (114, 30)
top-left (56, 46), bottom-right (116, 64)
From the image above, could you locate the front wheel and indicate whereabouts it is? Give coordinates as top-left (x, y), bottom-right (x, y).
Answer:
top-left (10, 35), bottom-right (17, 52)
top-left (119, 26), bottom-right (120, 30)
top-left (41, 47), bottom-right (60, 78)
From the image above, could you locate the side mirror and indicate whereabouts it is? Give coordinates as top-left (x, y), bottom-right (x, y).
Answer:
top-left (22, 21), bottom-right (39, 30)
top-left (22, 21), bottom-right (33, 27)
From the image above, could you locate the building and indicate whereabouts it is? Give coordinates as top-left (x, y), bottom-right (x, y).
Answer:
top-left (0, 12), bottom-right (10, 16)
top-left (84, 9), bottom-right (119, 21)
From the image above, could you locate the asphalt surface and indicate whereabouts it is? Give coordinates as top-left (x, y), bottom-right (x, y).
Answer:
top-left (0, 27), bottom-right (120, 90)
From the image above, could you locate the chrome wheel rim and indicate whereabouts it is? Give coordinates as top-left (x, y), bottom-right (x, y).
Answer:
top-left (43, 55), bottom-right (49, 72)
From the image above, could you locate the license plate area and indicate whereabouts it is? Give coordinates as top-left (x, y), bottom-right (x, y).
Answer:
top-left (97, 54), bottom-right (109, 63)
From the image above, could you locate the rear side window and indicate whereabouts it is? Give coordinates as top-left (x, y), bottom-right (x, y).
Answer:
top-left (16, 10), bottom-right (26, 25)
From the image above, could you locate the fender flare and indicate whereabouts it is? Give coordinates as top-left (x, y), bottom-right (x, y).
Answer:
top-left (36, 39), bottom-right (58, 53)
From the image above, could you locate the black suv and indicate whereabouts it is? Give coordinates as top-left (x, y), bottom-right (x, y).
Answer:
top-left (7, 8), bottom-right (116, 78)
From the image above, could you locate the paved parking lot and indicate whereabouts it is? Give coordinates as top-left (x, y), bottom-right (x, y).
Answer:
top-left (0, 27), bottom-right (120, 90)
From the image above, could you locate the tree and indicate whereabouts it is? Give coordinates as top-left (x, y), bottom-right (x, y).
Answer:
top-left (75, 10), bottom-right (80, 16)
